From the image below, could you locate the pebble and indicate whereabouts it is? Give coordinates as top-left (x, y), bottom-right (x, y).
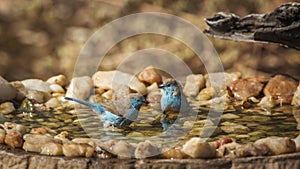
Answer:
top-left (216, 142), bottom-right (240, 158)
top-left (41, 142), bottom-right (63, 156)
top-left (146, 89), bottom-right (161, 103)
top-left (26, 90), bottom-right (51, 103)
top-left (211, 136), bottom-right (232, 149)
top-left (254, 136), bottom-right (296, 155)
top-left (292, 83), bottom-right (300, 106)
top-left (0, 76), bottom-right (17, 102)
top-left (4, 130), bottom-right (23, 148)
top-left (72, 138), bottom-right (95, 148)
top-left (197, 87), bottom-right (215, 101)
top-left (293, 135), bottom-right (300, 152)
top-left (9, 81), bottom-right (26, 101)
top-left (162, 147), bottom-right (188, 159)
top-left (46, 74), bottom-right (67, 86)
top-left (21, 79), bottom-right (51, 93)
top-left (50, 84), bottom-right (65, 93)
top-left (183, 74), bottom-right (205, 97)
top-left (205, 72), bottom-right (241, 88)
top-left (23, 134), bottom-right (62, 153)
top-left (135, 140), bottom-right (160, 159)
top-left (92, 71), bottom-right (147, 94)
top-left (45, 98), bottom-right (61, 108)
top-left (0, 102), bottom-right (15, 114)
top-left (0, 128), bottom-right (5, 144)
top-left (257, 96), bottom-right (276, 109)
top-left (235, 143), bottom-right (270, 157)
top-left (62, 142), bottom-right (94, 157)
top-left (138, 66), bottom-right (162, 85)
top-left (263, 74), bottom-right (298, 105)
top-left (101, 90), bottom-right (113, 100)
top-left (230, 77), bottom-right (266, 101)
top-left (112, 140), bottom-right (135, 159)
top-left (182, 137), bottom-right (216, 158)
top-left (146, 82), bottom-right (159, 93)
top-left (65, 76), bottom-right (93, 100)
top-left (3, 122), bottom-right (27, 135)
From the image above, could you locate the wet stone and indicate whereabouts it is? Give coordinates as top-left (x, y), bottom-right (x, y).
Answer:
top-left (292, 83), bottom-right (300, 106)
top-left (183, 74), bottom-right (205, 97)
top-left (65, 76), bottom-right (93, 100)
top-left (21, 79), bottom-right (51, 93)
top-left (4, 130), bottom-right (23, 148)
top-left (62, 142), bottom-right (94, 157)
top-left (138, 66), bottom-right (162, 85)
top-left (263, 74), bottom-right (298, 105)
top-left (0, 76), bottom-right (17, 102)
top-left (255, 136), bottom-right (296, 155)
top-left (221, 122), bottom-right (250, 134)
top-left (182, 137), bottom-right (216, 158)
top-left (46, 74), bottom-right (67, 87)
top-left (230, 77), bottom-right (266, 101)
top-left (0, 102), bottom-right (15, 115)
top-left (135, 140), bottom-right (160, 159)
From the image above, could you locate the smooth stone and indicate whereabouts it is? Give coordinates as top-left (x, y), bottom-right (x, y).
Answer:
top-left (221, 113), bottom-right (240, 119)
top-left (45, 98), bottom-right (61, 108)
top-left (135, 140), bottom-right (160, 159)
top-left (30, 127), bottom-right (57, 135)
top-left (264, 74), bottom-right (298, 104)
top-left (2, 122), bottom-right (26, 135)
top-left (4, 130), bottom-right (23, 148)
top-left (230, 77), bottom-right (266, 101)
top-left (235, 143), bottom-right (270, 157)
top-left (112, 140), bottom-right (135, 159)
top-left (292, 83), bottom-right (300, 106)
top-left (0, 128), bottom-right (5, 144)
top-left (22, 79), bottom-right (51, 93)
top-left (101, 90), bottom-right (113, 100)
top-left (161, 147), bottom-right (188, 159)
top-left (9, 81), bottom-right (26, 101)
top-left (216, 142), bottom-right (241, 158)
top-left (221, 122), bottom-right (250, 134)
top-left (72, 138), bottom-right (95, 148)
top-left (26, 90), bottom-right (51, 103)
top-left (197, 87), bottom-right (215, 101)
top-left (205, 72), bottom-right (241, 88)
top-left (146, 82), bottom-right (159, 93)
top-left (65, 76), bottom-right (93, 100)
top-left (182, 137), bottom-right (216, 158)
top-left (23, 134), bottom-right (62, 153)
top-left (0, 76), bottom-right (17, 102)
top-left (146, 89), bottom-right (161, 103)
top-left (138, 66), bottom-right (162, 85)
top-left (293, 135), bottom-right (300, 151)
top-left (46, 74), bottom-right (67, 86)
top-left (0, 102), bottom-right (15, 114)
top-left (255, 136), bottom-right (296, 155)
top-left (257, 96), bottom-right (276, 109)
top-left (40, 142), bottom-right (63, 156)
top-left (62, 142), bottom-right (94, 157)
top-left (50, 84), bottom-right (65, 93)
top-left (211, 136), bottom-right (233, 149)
top-left (183, 74), bottom-right (205, 97)
top-left (92, 71), bottom-right (147, 95)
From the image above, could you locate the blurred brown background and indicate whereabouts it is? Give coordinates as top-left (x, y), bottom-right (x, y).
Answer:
top-left (0, 0), bottom-right (299, 81)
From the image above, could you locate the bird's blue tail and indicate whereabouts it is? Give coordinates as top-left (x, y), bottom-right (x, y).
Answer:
top-left (64, 97), bottom-right (105, 113)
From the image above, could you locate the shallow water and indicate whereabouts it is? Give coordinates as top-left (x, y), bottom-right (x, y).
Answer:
top-left (5, 98), bottom-right (300, 146)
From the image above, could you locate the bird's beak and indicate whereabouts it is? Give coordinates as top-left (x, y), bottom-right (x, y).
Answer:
top-left (158, 84), bottom-right (165, 88)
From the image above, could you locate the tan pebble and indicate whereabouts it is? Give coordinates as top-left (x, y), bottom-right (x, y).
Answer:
top-left (138, 66), bottom-right (162, 85)
top-left (47, 74), bottom-right (67, 86)
top-left (182, 137), bottom-right (216, 158)
top-left (41, 142), bottom-right (63, 156)
top-left (5, 131), bottom-right (23, 148)
top-left (0, 102), bottom-right (15, 115)
top-left (0, 128), bottom-right (6, 144)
